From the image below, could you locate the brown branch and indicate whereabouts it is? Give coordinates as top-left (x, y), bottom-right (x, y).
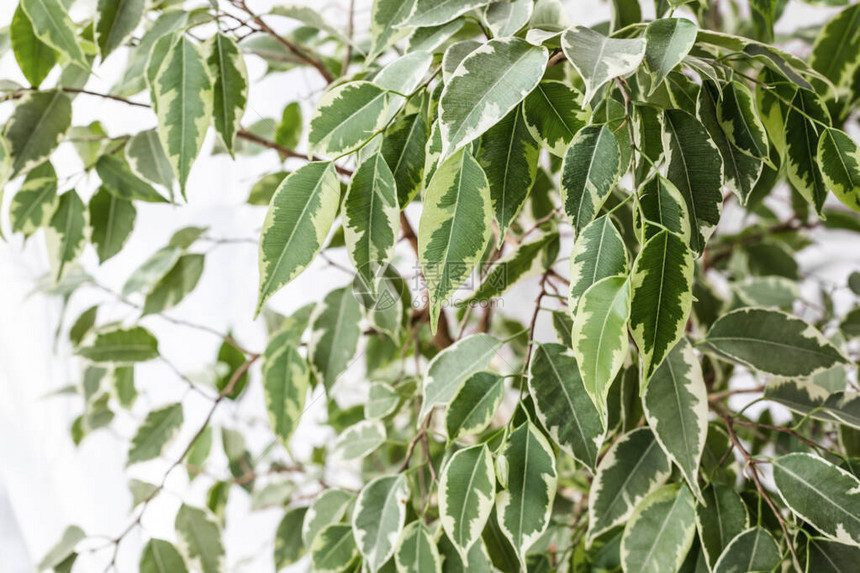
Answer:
top-left (235, 128), bottom-right (354, 176)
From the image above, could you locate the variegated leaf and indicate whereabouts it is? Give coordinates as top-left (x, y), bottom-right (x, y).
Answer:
top-left (127, 402), bottom-right (183, 465)
top-left (96, 154), bottom-right (169, 203)
top-left (47, 190), bottom-right (86, 282)
top-left (818, 127), bottom-right (860, 212)
top-left (263, 344), bottom-right (309, 449)
top-left (561, 26), bottom-right (646, 101)
top-left (643, 18), bottom-right (697, 91)
top-left (4, 90), bottom-right (71, 177)
top-left (206, 33), bottom-right (248, 156)
top-left (310, 523), bottom-right (358, 573)
top-left (21, 0), bottom-right (88, 70)
top-left (620, 484), bottom-right (696, 573)
top-left (302, 489), bottom-right (355, 548)
top-left (713, 527), bottom-right (781, 573)
top-left (10, 161), bottom-right (58, 237)
top-left (89, 186), bottom-right (136, 264)
top-left (636, 174), bottom-right (691, 242)
top-left (442, 40), bottom-right (481, 84)
top-left (334, 420), bottom-right (386, 461)
top-left (483, 0), bottom-right (533, 37)
top-left (95, 0), bottom-right (145, 59)
top-left (568, 214), bottom-right (628, 311)
top-left (381, 113), bottom-right (427, 207)
top-left (717, 81), bottom-right (770, 160)
top-left (175, 505), bottom-right (224, 573)
top-left (403, 0), bottom-right (491, 27)
top-left (126, 129), bottom-right (175, 191)
top-left (308, 82), bottom-right (389, 158)
top-left (784, 88), bottom-right (830, 214)
top-left (445, 371), bottom-right (504, 440)
top-left (561, 125), bottom-right (620, 237)
top-left (308, 287), bottom-right (362, 393)
top-left (439, 444), bottom-right (495, 555)
top-left (696, 484), bottom-right (749, 568)
top-left (352, 474), bottom-right (410, 572)
top-left (368, 0), bottom-right (416, 63)
top-left (522, 80), bottom-right (588, 156)
top-left (10, 5), bottom-right (57, 88)
top-left (395, 522), bottom-right (441, 573)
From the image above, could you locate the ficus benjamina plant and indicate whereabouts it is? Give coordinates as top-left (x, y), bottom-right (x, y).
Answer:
top-left (4, 0), bottom-right (860, 571)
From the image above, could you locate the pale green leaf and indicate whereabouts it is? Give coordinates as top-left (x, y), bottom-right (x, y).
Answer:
top-left (484, 0), bottom-right (533, 37)
top-left (644, 18), bottom-right (697, 91)
top-left (366, 382), bottom-right (400, 419)
top-left (367, 0), bottom-right (415, 63)
top-left (10, 161), bottom-right (58, 237)
top-left (96, 154), bottom-right (168, 203)
top-left (439, 444), bottom-right (495, 555)
top-left (275, 506), bottom-right (308, 569)
top-left (308, 287), bottom-right (362, 393)
top-left (621, 484), bottom-right (697, 573)
top-left (123, 246), bottom-right (182, 297)
top-left (404, 0), bottom-right (491, 27)
top-left (38, 525), bottom-right (85, 571)
top-left (395, 522), bottom-right (441, 573)
top-left (47, 190), bottom-right (86, 282)
top-left (561, 26), bottom-right (646, 101)
top-left (334, 420), bottom-right (386, 460)
top-left (311, 523), bottom-right (359, 573)
top-left (127, 402), bottom-right (183, 465)
top-left (442, 40), bottom-right (481, 84)
top-left (439, 533), bottom-right (494, 573)
top-left (262, 343), bottom-right (308, 449)
top-left (303, 489), bottom-right (355, 548)
top-left (175, 504), bottom-right (224, 573)
top-left (374, 51), bottom-right (433, 95)
top-left (142, 254), bottom-right (204, 315)
top-left (126, 129), bottom-right (175, 192)
top-left (77, 326), bottom-right (159, 363)
top-left (560, 125), bottom-right (620, 236)
top-left (10, 5), bottom-right (56, 88)
top-left (140, 539), bottom-right (188, 573)
top-left (352, 474), bottom-right (410, 572)
top-left (445, 371), bottom-right (504, 440)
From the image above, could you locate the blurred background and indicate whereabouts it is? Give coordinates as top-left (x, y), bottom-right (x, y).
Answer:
top-left (0, 0), bottom-right (851, 571)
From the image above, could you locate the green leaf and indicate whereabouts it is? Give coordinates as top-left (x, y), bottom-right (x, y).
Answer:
top-left (784, 89), bottom-right (830, 214)
top-left (418, 149), bottom-right (493, 331)
top-left (123, 246), bottom-right (182, 297)
top-left (522, 80), bottom-right (588, 156)
top-left (308, 81), bottom-right (389, 158)
top-left (275, 102), bottom-right (302, 149)
top-left (621, 484), bottom-right (696, 573)
top-left (446, 371), bottom-right (505, 440)
top-left (713, 527), bottom-right (781, 573)
top-left (69, 305), bottom-right (98, 347)
top-left (366, 382), bottom-right (400, 420)
top-left (587, 427), bottom-right (672, 544)
top-left (78, 326), bottom-right (159, 363)
top-left (10, 161), bottom-right (58, 237)
top-left (636, 174), bottom-right (692, 242)
top-left (257, 162), bottom-right (340, 314)
top-left (395, 522), bottom-right (441, 573)
top-left (404, 0), bottom-right (490, 26)
top-left (661, 109), bottom-right (723, 254)
top-left (334, 420), bottom-right (386, 460)
top-left (352, 474), bottom-right (410, 572)
top-left (275, 506), bottom-right (308, 569)
top-left (484, 0), bottom-right (533, 37)
top-left (701, 307), bottom-right (847, 377)
top-left (529, 343), bottom-right (604, 471)
top-left (4, 90), bottom-right (71, 177)
top-left (112, 10), bottom-right (188, 97)
top-left (375, 51), bottom-right (433, 95)
top-left (568, 214), bottom-right (628, 310)
top-left (127, 402), bottom-right (183, 465)
top-left (381, 113), bottom-right (427, 207)
top-left (644, 18), bottom-right (697, 91)
top-left (344, 153), bottom-right (399, 294)
top-left (311, 523), bottom-right (359, 573)
top-left (551, 311), bottom-right (574, 348)
top-left (126, 129), bottom-right (175, 191)
top-left (263, 344), bottom-right (309, 449)
top-left (89, 187), bottom-right (136, 264)
top-left (175, 504), bottom-right (224, 573)
top-left (142, 254), bottom-right (204, 315)
top-left (641, 338), bottom-right (706, 501)
top-left (419, 333), bottom-right (503, 422)
top-left (367, 0), bottom-right (415, 63)
top-left (10, 5), bottom-right (56, 88)
top-left (561, 26), bottom-right (646, 101)
top-left (47, 190), bottom-right (86, 282)
top-left (38, 525), bottom-right (85, 571)
top-left (496, 422), bottom-right (557, 567)
top-left (303, 489), bottom-right (355, 548)
top-left (153, 36), bottom-right (213, 195)
top-left (96, 154), bottom-right (168, 203)
top-left (439, 444), bottom-right (495, 555)
top-left (442, 40), bottom-right (481, 83)
top-left (810, 4), bottom-right (860, 96)
top-left (717, 81), bottom-right (770, 160)
top-left (804, 537), bottom-right (860, 572)
top-left (308, 287), bottom-right (362, 393)
top-left (629, 230), bottom-right (695, 382)
top-left (21, 0), bottom-right (88, 70)
top-left (95, 0), bottom-right (145, 59)
top-left (560, 125), bottom-right (621, 237)
top-left (572, 275), bottom-right (630, 422)
top-left (439, 533), bottom-right (494, 573)
top-left (477, 105), bottom-right (539, 242)
top-left (140, 539), bottom-right (188, 573)
top-left (438, 37), bottom-right (548, 158)
top-left (818, 127), bottom-right (860, 212)
top-left (206, 33), bottom-right (248, 156)
top-left (773, 453), bottom-right (860, 546)
top-left (695, 484), bottom-right (750, 568)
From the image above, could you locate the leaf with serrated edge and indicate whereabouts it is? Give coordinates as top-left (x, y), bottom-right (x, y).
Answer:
top-left (352, 474), bottom-right (409, 572)
top-left (439, 445), bottom-right (495, 556)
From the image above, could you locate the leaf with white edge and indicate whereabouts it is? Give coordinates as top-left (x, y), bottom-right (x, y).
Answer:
top-left (446, 371), bottom-right (504, 440)
top-left (142, 254), bottom-right (204, 315)
top-left (496, 422), bottom-right (557, 567)
top-left (561, 26), bottom-right (646, 101)
top-left (38, 525), bottom-right (85, 571)
top-left (311, 523), bottom-right (359, 573)
top-left (477, 105), bottom-right (539, 243)
top-left (621, 484), bottom-right (696, 573)
top-left (439, 534), bottom-right (493, 573)
top-left (717, 81), bottom-right (770, 160)
top-left (112, 10), bottom-right (188, 98)
top-left (439, 37), bottom-right (548, 158)
top-left (484, 0), bottom-right (533, 37)
top-left (153, 36), bottom-right (213, 195)
top-left (96, 154), bottom-right (169, 203)
top-left (661, 108), bottom-right (723, 254)
top-left (263, 344), bottom-right (309, 449)
top-left (308, 82), bottom-right (389, 158)
top-left (629, 230), bottom-right (695, 383)
top-left (274, 506), bottom-right (307, 568)
top-left (127, 402), bottom-right (183, 465)
top-left (10, 161), bottom-right (58, 237)
top-left (773, 453), bottom-right (860, 546)
top-left (78, 326), bottom-right (159, 363)
top-left (439, 444), bottom-right (495, 555)
top-left (568, 214), bottom-right (628, 311)
top-left (89, 187), bottom-right (136, 264)
top-left (366, 382), bottom-right (400, 420)
top-left (587, 427), bottom-right (672, 544)
top-left (522, 80), bottom-right (588, 156)
top-left (734, 276), bottom-right (798, 308)
top-left (367, 0), bottom-right (415, 63)
top-left (695, 484), bottom-right (750, 568)
top-left (334, 420), bottom-right (386, 461)
top-left (701, 307), bottom-right (847, 377)
top-left (21, 0), bottom-right (88, 70)
top-left (257, 162), bottom-right (340, 314)
top-left (395, 521), bottom-right (441, 573)
top-left (206, 32), bottom-right (248, 155)
top-left (11, 6), bottom-right (56, 88)
top-left (47, 190), bottom-right (86, 282)
top-left (123, 246), bottom-right (182, 297)
top-left (423, 119), bottom-right (443, 187)
top-left (810, 3), bottom-right (860, 108)
top-left (419, 333), bottom-right (503, 422)
top-left (418, 149), bottom-right (492, 331)
top-left (818, 127), bottom-right (860, 212)
top-left (636, 174), bottom-right (691, 242)
top-left (381, 113), bottom-right (427, 207)
top-left (697, 81), bottom-right (763, 204)
top-left (268, 4), bottom-right (354, 47)
top-left (175, 504), bottom-right (224, 573)
top-left (140, 539), bottom-right (188, 573)
top-left (644, 18), bottom-right (697, 91)
top-left (572, 275), bottom-right (630, 422)
top-left (529, 343), bottom-right (604, 471)
top-left (551, 311), bottom-right (574, 348)
top-left (4, 90), bottom-right (71, 177)
top-left (713, 527), bottom-right (781, 573)
top-left (308, 287), bottom-right (362, 393)
top-left (404, 0), bottom-right (491, 27)
top-left (353, 474), bottom-right (410, 572)
top-left (303, 489), bottom-right (355, 548)
top-left (374, 51), bottom-right (433, 95)
top-left (560, 125), bottom-right (621, 237)
top-left (442, 40), bottom-right (481, 84)
top-left (95, 0), bottom-right (145, 59)
top-left (784, 88), bottom-right (830, 214)
top-left (804, 537), bottom-right (860, 572)
top-left (126, 130), bottom-right (175, 192)
top-left (344, 153), bottom-right (399, 294)
top-left (641, 338), bottom-right (707, 501)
